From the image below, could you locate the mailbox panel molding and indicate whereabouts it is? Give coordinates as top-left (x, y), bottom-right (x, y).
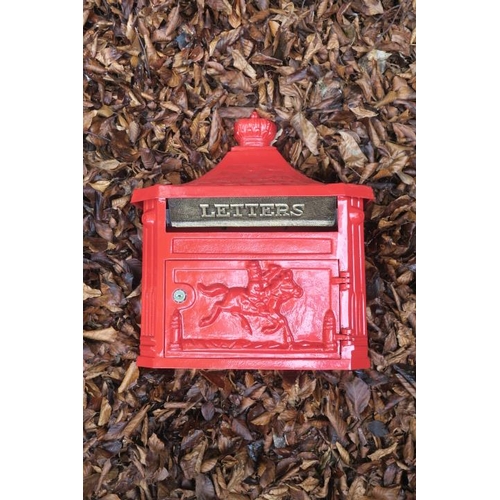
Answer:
top-left (131, 111), bottom-right (374, 370)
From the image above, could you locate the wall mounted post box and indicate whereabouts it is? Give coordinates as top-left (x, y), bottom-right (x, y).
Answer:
top-left (131, 111), bottom-right (374, 370)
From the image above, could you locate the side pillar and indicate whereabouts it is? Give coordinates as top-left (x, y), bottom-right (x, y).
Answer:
top-left (137, 197), bottom-right (167, 365)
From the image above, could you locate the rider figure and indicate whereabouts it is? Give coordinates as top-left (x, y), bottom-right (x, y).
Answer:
top-left (246, 261), bottom-right (282, 309)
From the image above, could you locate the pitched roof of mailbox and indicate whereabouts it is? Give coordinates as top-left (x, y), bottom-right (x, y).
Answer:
top-left (187, 146), bottom-right (319, 186)
top-left (131, 145), bottom-right (374, 203)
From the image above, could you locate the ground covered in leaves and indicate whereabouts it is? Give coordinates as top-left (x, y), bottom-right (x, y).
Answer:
top-left (83, 0), bottom-right (416, 498)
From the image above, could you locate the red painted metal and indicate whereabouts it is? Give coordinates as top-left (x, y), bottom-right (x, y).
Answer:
top-left (131, 111), bottom-right (374, 370)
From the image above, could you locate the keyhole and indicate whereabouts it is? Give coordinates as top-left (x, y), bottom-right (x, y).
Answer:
top-left (173, 289), bottom-right (187, 303)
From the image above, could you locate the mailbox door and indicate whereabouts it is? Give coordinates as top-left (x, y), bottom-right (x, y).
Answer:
top-left (163, 259), bottom-right (344, 356)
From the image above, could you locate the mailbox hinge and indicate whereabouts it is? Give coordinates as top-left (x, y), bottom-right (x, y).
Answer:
top-left (339, 328), bottom-right (352, 336)
top-left (331, 271), bottom-right (350, 290)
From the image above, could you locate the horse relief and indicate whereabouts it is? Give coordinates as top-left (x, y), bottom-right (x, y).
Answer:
top-left (197, 261), bottom-right (303, 345)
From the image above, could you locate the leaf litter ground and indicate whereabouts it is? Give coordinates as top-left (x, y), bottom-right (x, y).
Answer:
top-left (84, 1), bottom-right (416, 498)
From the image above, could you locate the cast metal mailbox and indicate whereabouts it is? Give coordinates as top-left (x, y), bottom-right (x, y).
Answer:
top-left (131, 111), bottom-right (374, 370)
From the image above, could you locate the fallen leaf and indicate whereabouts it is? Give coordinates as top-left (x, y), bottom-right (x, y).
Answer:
top-left (232, 48), bottom-right (257, 79)
top-left (119, 404), bottom-right (150, 439)
top-left (369, 485), bottom-right (401, 500)
top-left (251, 411), bottom-right (274, 426)
top-left (94, 159), bottom-right (121, 171)
top-left (345, 377), bottom-right (371, 418)
top-left (337, 130), bottom-right (368, 169)
top-left (231, 418), bottom-right (254, 441)
top-left (195, 473), bottom-right (216, 500)
top-left (355, 0), bottom-right (384, 16)
top-left (83, 283), bottom-right (102, 300)
top-left (98, 397), bottom-right (112, 426)
top-left (368, 442), bottom-right (398, 461)
top-left (336, 441), bottom-right (350, 464)
top-left (347, 477), bottom-right (367, 500)
top-left (83, 327), bottom-right (118, 342)
top-left (118, 361), bottom-right (139, 393)
top-left (291, 112), bottom-right (319, 155)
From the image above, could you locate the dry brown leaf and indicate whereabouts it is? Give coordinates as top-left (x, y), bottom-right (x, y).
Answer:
top-left (111, 196), bottom-right (129, 209)
top-left (83, 327), bottom-right (118, 342)
top-left (374, 90), bottom-right (398, 108)
top-left (265, 486), bottom-right (289, 497)
top-left (324, 395), bottom-right (348, 443)
top-left (347, 477), bottom-right (367, 500)
top-left (88, 180), bottom-right (111, 193)
top-left (395, 373), bottom-right (416, 398)
top-left (152, 4), bottom-right (180, 42)
top-left (232, 48), bottom-right (257, 79)
top-left (303, 32), bottom-right (323, 63)
top-left (94, 159), bottom-right (121, 171)
top-left (83, 283), bottom-right (102, 300)
top-left (201, 401), bottom-right (215, 421)
top-left (208, 109), bottom-right (223, 157)
top-left (299, 476), bottom-right (319, 492)
top-left (128, 121), bottom-right (141, 143)
top-left (349, 106), bottom-right (378, 118)
top-left (98, 397), bottom-right (112, 426)
top-left (227, 463), bottom-right (247, 493)
top-left (277, 408), bottom-right (298, 421)
top-left (119, 404), bottom-right (150, 439)
top-left (336, 441), bottom-right (350, 464)
top-left (337, 131), bottom-right (368, 169)
top-left (355, 0), bottom-right (384, 16)
top-left (345, 377), bottom-right (371, 418)
top-left (395, 324), bottom-right (414, 350)
top-left (231, 418), bottom-right (254, 441)
top-left (196, 473), bottom-right (216, 500)
top-left (369, 485), bottom-right (401, 500)
top-left (403, 433), bottom-right (415, 464)
top-left (291, 112), bottom-right (319, 155)
top-left (228, 10), bottom-right (242, 29)
top-left (201, 457), bottom-right (219, 473)
top-left (117, 361), bottom-right (139, 393)
top-left (83, 110), bottom-right (98, 131)
top-left (206, 0), bottom-right (232, 15)
top-left (148, 433), bottom-right (165, 453)
top-left (251, 53), bottom-right (283, 66)
top-left (359, 162), bottom-right (379, 184)
top-left (368, 441), bottom-right (398, 461)
top-left (360, 49), bottom-right (391, 73)
top-left (300, 459), bottom-right (318, 470)
top-left (297, 374), bottom-right (316, 400)
top-left (251, 411), bottom-right (274, 426)
top-left (373, 143), bottom-right (410, 179)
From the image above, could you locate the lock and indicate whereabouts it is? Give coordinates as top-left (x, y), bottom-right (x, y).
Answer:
top-left (172, 289), bottom-right (187, 303)
top-left (131, 111), bottom-right (374, 370)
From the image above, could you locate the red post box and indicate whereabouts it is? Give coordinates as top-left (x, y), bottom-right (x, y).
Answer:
top-left (131, 111), bottom-right (374, 370)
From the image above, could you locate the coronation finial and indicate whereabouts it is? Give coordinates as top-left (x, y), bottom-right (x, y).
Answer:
top-left (234, 111), bottom-right (277, 147)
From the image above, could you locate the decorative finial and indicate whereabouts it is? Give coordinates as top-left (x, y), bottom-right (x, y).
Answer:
top-left (234, 111), bottom-right (277, 147)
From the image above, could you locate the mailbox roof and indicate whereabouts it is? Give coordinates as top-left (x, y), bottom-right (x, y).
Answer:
top-left (131, 145), bottom-right (374, 203)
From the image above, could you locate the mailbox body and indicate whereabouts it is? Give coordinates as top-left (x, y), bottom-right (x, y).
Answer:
top-left (131, 116), bottom-right (374, 370)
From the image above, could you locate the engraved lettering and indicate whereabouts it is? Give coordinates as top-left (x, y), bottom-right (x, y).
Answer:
top-left (259, 203), bottom-right (275, 216)
top-left (274, 203), bottom-right (290, 217)
top-left (201, 202), bottom-right (306, 218)
top-left (290, 203), bottom-right (305, 217)
top-left (200, 204), bottom-right (215, 218)
top-left (173, 197), bottom-right (336, 227)
top-left (214, 203), bottom-right (230, 217)
top-left (245, 203), bottom-right (259, 217)
top-left (231, 203), bottom-right (244, 217)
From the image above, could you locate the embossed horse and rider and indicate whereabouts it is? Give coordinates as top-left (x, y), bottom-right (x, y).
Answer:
top-left (197, 261), bottom-right (303, 346)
